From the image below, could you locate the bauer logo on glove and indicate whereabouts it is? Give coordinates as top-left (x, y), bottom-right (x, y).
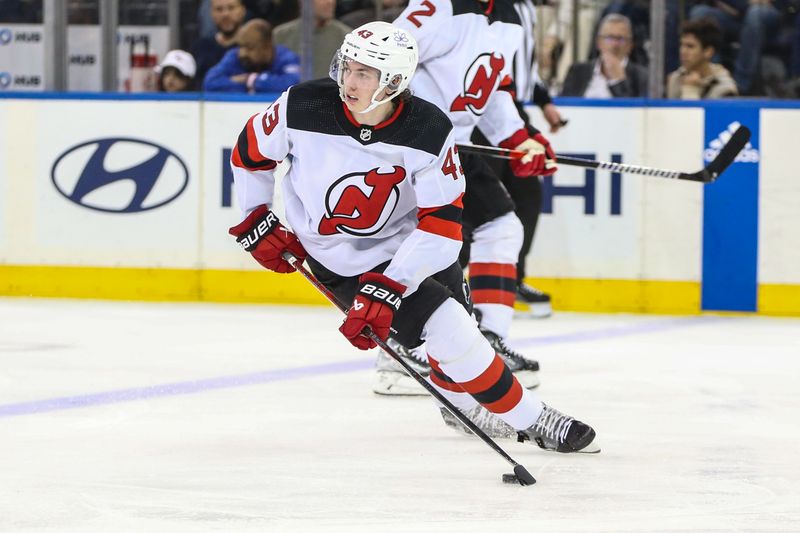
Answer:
top-left (236, 210), bottom-right (279, 252)
top-left (228, 204), bottom-right (308, 273)
top-left (358, 282), bottom-right (402, 311)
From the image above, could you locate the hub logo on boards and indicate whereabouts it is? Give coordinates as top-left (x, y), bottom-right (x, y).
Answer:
top-left (51, 138), bottom-right (189, 213)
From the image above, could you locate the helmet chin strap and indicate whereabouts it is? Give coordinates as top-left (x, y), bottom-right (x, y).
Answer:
top-left (354, 87), bottom-right (398, 115)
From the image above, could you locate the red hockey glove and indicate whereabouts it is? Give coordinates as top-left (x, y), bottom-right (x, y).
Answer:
top-left (339, 272), bottom-right (406, 350)
top-left (228, 205), bottom-right (307, 273)
top-left (499, 129), bottom-right (557, 177)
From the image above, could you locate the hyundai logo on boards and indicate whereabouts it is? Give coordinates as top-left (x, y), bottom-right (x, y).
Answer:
top-left (51, 138), bottom-right (189, 213)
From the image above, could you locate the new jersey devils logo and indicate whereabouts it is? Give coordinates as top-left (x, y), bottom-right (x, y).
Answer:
top-left (319, 166), bottom-right (406, 236)
top-left (450, 53), bottom-right (505, 115)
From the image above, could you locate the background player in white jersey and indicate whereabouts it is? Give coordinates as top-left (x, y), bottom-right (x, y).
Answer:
top-left (471, 0), bottom-right (568, 319)
top-left (372, 0), bottom-right (556, 396)
top-left (227, 21), bottom-right (598, 453)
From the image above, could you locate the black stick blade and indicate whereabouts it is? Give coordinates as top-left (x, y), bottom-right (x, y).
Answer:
top-left (685, 125), bottom-right (751, 183)
top-left (513, 464), bottom-right (536, 486)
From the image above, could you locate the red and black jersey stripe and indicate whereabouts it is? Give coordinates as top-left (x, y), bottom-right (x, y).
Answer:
top-left (417, 193), bottom-right (463, 241)
top-left (469, 262), bottom-right (517, 307)
top-left (231, 113), bottom-right (278, 171)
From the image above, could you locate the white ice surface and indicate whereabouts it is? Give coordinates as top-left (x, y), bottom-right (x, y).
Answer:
top-left (1, 298), bottom-right (799, 532)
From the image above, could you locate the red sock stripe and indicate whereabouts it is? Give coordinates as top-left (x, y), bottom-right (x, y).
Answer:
top-left (429, 358), bottom-right (464, 393)
top-left (471, 289), bottom-right (516, 306)
top-left (469, 262), bottom-right (516, 278)
top-left (469, 262), bottom-right (516, 306)
top-left (458, 355), bottom-right (506, 395)
top-left (481, 379), bottom-right (523, 414)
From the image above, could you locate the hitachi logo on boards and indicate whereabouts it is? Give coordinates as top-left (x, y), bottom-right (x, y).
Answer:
top-left (70, 55), bottom-right (96, 65)
top-left (14, 75), bottom-right (40, 86)
top-left (14, 32), bottom-right (41, 42)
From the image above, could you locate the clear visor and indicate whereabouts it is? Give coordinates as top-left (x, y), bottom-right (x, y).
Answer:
top-left (329, 50), bottom-right (403, 92)
top-left (329, 50), bottom-right (344, 85)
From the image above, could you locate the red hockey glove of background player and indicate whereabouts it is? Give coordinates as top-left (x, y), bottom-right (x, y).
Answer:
top-left (228, 205), bottom-right (307, 273)
top-left (339, 272), bottom-right (406, 350)
top-left (499, 129), bottom-right (557, 177)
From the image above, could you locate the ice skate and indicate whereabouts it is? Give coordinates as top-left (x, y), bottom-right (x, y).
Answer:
top-left (514, 283), bottom-right (552, 319)
top-left (441, 403), bottom-right (600, 454)
top-left (518, 403), bottom-right (600, 453)
top-left (480, 329), bottom-right (540, 389)
top-left (439, 405), bottom-right (518, 439)
top-left (372, 339), bottom-right (429, 396)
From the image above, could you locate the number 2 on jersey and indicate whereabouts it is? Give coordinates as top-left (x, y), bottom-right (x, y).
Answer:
top-left (406, 0), bottom-right (436, 27)
top-left (441, 146), bottom-right (463, 180)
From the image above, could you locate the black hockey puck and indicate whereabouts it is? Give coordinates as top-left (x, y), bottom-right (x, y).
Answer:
top-left (502, 473), bottom-right (519, 484)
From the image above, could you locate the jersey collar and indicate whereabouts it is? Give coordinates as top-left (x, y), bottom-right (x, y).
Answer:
top-left (335, 100), bottom-right (408, 145)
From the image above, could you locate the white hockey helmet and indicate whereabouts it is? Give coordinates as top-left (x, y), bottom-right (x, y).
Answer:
top-left (330, 21), bottom-right (419, 114)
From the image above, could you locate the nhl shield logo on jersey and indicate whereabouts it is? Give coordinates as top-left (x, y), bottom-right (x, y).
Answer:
top-left (318, 166), bottom-right (406, 236)
top-left (450, 53), bottom-right (505, 115)
top-left (360, 128), bottom-right (372, 142)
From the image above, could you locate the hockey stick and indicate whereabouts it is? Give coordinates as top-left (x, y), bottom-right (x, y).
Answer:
top-left (457, 125), bottom-right (751, 184)
top-left (282, 252), bottom-right (537, 486)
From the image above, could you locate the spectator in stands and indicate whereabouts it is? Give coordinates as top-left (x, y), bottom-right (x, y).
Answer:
top-left (203, 18), bottom-right (301, 93)
top-left (537, 0), bottom-right (609, 90)
top-left (193, 0), bottom-right (248, 84)
top-left (596, 0), bottom-right (684, 75)
top-left (667, 18), bottom-right (738, 99)
top-left (273, 0), bottom-right (350, 79)
top-left (337, 0), bottom-right (407, 29)
top-left (155, 50), bottom-right (198, 92)
top-left (689, 0), bottom-right (781, 95)
top-left (560, 13), bottom-right (648, 97)
top-left (791, 9), bottom-right (800, 96)
top-left (254, 0), bottom-right (300, 27)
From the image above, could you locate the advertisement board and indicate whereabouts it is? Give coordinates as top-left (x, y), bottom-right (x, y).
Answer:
top-left (0, 24), bottom-right (45, 91)
top-left (0, 95), bottom-right (797, 314)
top-left (0, 24), bottom-right (169, 92)
top-left (3, 99), bottom-right (200, 269)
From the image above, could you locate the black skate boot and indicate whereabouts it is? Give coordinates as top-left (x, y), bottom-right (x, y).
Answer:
top-left (517, 403), bottom-right (600, 453)
top-left (480, 329), bottom-right (540, 389)
top-left (515, 283), bottom-right (552, 318)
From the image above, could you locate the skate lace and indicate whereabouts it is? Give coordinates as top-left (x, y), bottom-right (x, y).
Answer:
top-left (520, 284), bottom-right (546, 297)
top-left (407, 345), bottom-right (429, 366)
top-left (493, 335), bottom-right (524, 363)
top-left (534, 405), bottom-right (574, 444)
top-left (386, 339), bottom-right (430, 374)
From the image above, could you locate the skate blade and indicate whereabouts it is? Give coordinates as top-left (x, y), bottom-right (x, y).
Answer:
top-left (579, 442), bottom-right (601, 453)
top-left (512, 369), bottom-right (540, 390)
top-left (513, 302), bottom-right (552, 319)
top-left (372, 371), bottom-right (427, 396)
top-left (534, 440), bottom-right (602, 454)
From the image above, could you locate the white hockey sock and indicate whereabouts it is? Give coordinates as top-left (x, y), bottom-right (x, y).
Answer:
top-left (423, 298), bottom-right (542, 430)
top-left (468, 211), bottom-right (523, 340)
top-left (473, 303), bottom-right (513, 338)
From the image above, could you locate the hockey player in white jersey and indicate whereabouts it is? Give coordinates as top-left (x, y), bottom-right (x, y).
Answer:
top-left (227, 21), bottom-right (598, 453)
top-left (373, 0), bottom-right (556, 396)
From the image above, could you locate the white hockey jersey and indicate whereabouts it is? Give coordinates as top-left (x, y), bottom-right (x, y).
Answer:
top-left (230, 79), bottom-right (466, 294)
top-left (394, 0), bottom-right (526, 145)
